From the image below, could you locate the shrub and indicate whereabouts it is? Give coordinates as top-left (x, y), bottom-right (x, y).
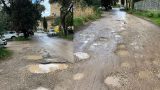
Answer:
top-left (157, 13), bottom-right (160, 17)
top-left (74, 17), bottom-right (84, 27)
top-left (0, 48), bottom-right (12, 59)
top-left (146, 12), bottom-right (154, 17)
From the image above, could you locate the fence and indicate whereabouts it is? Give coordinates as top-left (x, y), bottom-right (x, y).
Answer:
top-left (134, 0), bottom-right (160, 11)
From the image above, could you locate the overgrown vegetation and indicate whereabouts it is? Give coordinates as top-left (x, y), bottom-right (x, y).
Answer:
top-left (0, 48), bottom-right (12, 60)
top-left (127, 9), bottom-right (160, 26)
top-left (74, 6), bottom-right (102, 28)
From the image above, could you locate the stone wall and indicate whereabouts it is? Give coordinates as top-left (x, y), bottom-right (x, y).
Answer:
top-left (134, 0), bottom-right (160, 11)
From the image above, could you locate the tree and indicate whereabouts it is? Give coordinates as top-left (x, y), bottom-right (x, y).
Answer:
top-left (43, 17), bottom-right (48, 31)
top-left (0, 0), bottom-right (45, 38)
top-left (50, 0), bottom-right (73, 36)
top-left (0, 11), bottom-right (9, 35)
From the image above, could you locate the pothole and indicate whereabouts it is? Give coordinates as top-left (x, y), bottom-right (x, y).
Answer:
top-left (117, 44), bottom-right (126, 49)
top-left (98, 37), bottom-right (108, 41)
top-left (74, 52), bottom-right (90, 61)
top-left (115, 35), bottom-right (121, 38)
top-left (104, 75), bottom-right (124, 87)
top-left (152, 60), bottom-right (160, 66)
top-left (121, 62), bottom-right (130, 68)
top-left (119, 31), bottom-right (128, 36)
top-left (138, 70), bottom-right (152, 79)
top-left (156, 73), bottom-right (160, 78)
top-left (33, 87), bottom-right (49, 90)
top-left (26, 55), bottom-right (43, 60)
top-left (115, 49), bottom-right (129, 57)
top-left (28, 64), bottom-right (68, 73)
top-left (105, 73), bottom-right (128, 88)
top-left (73, 73), bottom-right (84, 80)
top-left (120, 27), bottom-right (125, 31)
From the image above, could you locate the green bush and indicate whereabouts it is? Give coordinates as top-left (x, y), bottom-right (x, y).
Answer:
top-left (0, 48), bottom-right (12, 59)
top-left (157, 13), bottom-right (160, 17)
top-left (74, 17), bottom-right (84, 27)
top-left (146, 12), bottom-right (154, 17)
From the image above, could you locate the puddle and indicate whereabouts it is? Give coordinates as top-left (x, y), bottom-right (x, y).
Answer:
top-left (119, 31), bottom-right (128, 36)
top-left (91, 37), bottom-right (109, 47)
top-left (115, 35), bottom-right (121, 38)
top-left (74, 52), bottom-right (90, 61)
top-left (152, 60), bottom-right (160, 66)
top-left (111, 31), bottom-right (116, 33)
top-left (120, 27), bottom-right (125, 31)
top-left (84, 41), bottom-right (88, 43)
top-left (26, 55), bottom-right (43, 60)
top-left (28, 64), bottom-right (68, 73)
top-left (121, 62), bottom-right (130, 68)
top-left (73, 73), bottom-right (84, 80)
top-left (115, 49), bottom-right (129, 57)
top-left (33, 87), bottom-right (49, 90)
top-left (117, 44), bottom-right (126, 49)
top-left (156, 73), bottom-right (160, 78)
top-left (98, 37), bottom-right (108, 41)
top-left (104, 76), bottom-right (121, 87)
top-left (138, 70), bottom-right (152, 79)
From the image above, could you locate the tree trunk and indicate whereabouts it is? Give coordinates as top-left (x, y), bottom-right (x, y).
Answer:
top-left (131, 0), bottom-right (135, 9)
top-left (23, 31), bottom-right (29, 39)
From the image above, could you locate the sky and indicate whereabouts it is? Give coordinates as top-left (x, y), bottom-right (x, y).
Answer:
top-left (32, 0), bottom-right (51, 17)
top-left (41, 0), bottom-right (51, 17)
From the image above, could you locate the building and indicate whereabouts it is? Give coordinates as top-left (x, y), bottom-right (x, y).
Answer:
top-left (38, 3), bottom-right (61, 30)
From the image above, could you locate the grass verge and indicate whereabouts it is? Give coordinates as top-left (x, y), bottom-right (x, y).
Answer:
top-left (15, 36), bottom-right (31, 41)
top-left (0, 48), bottom-right (12, 60)
top-left (57, 31), bottom-right (73, 41)
top-left (127, 9), bottom-right (160, 26)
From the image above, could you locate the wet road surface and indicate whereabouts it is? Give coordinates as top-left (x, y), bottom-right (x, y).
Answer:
top-left (54, 8), bottom-right (160, 90)
top-left (0, 33), bottom-right (73, 90)
top-left (1, 8), bottom-right (160, 90)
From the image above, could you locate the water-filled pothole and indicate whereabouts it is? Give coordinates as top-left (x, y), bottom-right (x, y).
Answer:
top-left (121, 62), bottom-right (130, 68)
top-left (117, 43), bottom-right (126, 49)
top-left (138, 70), bottom-right (152, 79)
top-left (73, 73), bottom-right (84, 80)
top-left (28, 64), bottom-right (68, 73)
top-left (26, 55), bottom-right (43, 60)
top-left (119, 31), bottom-right (128, 36)
top-left (74, 52), bottom-right (90, 61)
top-left (115, 49), bottom-right (129, 57)
top-left (33, 87), bottom-right (49, 90)
top-left (115, 44), bottom-right (129, 57)
top-left (104, 73), bottom-right (128, 88)
top-left (104, 76), bottom-right (121, 87)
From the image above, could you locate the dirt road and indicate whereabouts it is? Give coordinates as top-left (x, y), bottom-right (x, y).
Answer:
top-left (1, 8), bottom-right (160, 90)
top-left (0, 33), bottom-right (73, 90)
top-left (54, 8), bottom-right (160, 90)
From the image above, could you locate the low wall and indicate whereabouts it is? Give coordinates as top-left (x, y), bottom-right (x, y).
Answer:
top-left (134, 0), bottom-right (160, 11)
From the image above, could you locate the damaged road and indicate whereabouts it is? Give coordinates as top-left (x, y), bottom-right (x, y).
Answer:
top-left (0, 33), bottom-right (73, 90)
top-left (54, 8), bottom-right (160, 90)
top-left (1, 8), bottom-right (160, 90)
